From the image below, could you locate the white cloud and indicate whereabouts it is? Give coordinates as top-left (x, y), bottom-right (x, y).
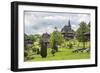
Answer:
top-left (77, 14), bottom-right (90, 23)
top-left (24, 11), bottom-right (90, 35)
top-left (44, 15), bottom-right (68, 20)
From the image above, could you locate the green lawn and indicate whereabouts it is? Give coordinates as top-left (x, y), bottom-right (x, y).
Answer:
top-left (26, 48), bottom-right (90, 62)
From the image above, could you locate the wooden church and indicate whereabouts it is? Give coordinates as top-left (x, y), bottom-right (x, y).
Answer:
top-left (61, 20), bottom-right (75, 40)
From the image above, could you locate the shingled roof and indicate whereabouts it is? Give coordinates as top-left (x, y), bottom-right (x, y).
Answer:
top-left (42, 32), bottom-right (50, 43)
top-left (61, 20), bottom-right (75, 40)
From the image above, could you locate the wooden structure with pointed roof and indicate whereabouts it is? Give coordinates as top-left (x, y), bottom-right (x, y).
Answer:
top-left (41, 32), bottom-right (50, 43)
top-left (24, 33), bottom-right (33, 47)
top-left (61, 20), bottom-right (75, 40)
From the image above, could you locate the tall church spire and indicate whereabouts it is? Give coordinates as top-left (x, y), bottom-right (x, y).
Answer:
top-left (68, 20), bottom-right (71, 27)
top-left (68, 20), bottom-right (71, 30)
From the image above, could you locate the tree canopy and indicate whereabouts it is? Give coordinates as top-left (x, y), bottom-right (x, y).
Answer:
top-left (76, 21), bottom-right (89, 42)
top-left (49, 27), bottom-right (64, 48)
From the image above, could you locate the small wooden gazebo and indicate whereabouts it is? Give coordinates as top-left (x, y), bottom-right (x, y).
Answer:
top-left (41, 32), bottom-right (50, 43)
top-left (84, 31), bottom-right (90, 40)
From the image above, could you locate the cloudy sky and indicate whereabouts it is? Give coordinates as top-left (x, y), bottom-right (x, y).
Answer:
top-left (24, 11), bottom-right (90, 35)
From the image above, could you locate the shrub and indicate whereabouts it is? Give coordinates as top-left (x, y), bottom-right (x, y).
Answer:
top-left (67, 43), bottom-right (73, 49)
top-left (40, 42), bottom-right (47, 58)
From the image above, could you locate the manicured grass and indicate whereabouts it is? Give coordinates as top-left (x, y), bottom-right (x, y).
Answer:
top-left (26, 48), bottom-right (90, 62)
